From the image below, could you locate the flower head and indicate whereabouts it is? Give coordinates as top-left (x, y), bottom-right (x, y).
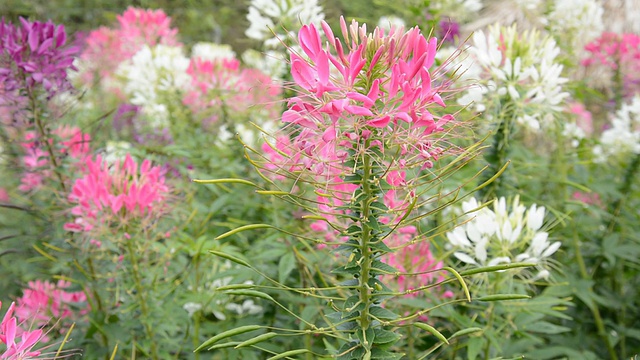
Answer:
top-left (447, 196), bottom-right (559, 281)
top-left (65, 154), bottom-right (170, 233)
top-left (0, 18), bottom-right (78, 99)
top-left (1, 301), bottom-right (46, 359)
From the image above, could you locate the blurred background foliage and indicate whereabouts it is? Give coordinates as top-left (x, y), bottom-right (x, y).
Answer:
top-left (0, 0), bottom-right (409, 53)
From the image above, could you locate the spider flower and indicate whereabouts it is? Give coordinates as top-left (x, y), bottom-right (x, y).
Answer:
top-left (0, 301), bottom-right (47, 359)
top-left (64, 154), bottom-right (170, 233)
top-left (0, 18), bottom-right (77, 100)
top-left (262, 18), bottom-right (454, 221)
top-left (593, 95), bottom-right (640, 162)
top-left (78, 7), bottom-right (180, 87)
top-left (447, 196), bottom-right (559, 281)
top-left (463, 24), bottom-right (568, 131)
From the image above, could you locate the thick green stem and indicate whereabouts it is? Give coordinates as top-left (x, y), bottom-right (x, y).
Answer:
top-left (479, 98), bottom-right (514, 199)
top-left (358, 148), bottom-right (374, 340)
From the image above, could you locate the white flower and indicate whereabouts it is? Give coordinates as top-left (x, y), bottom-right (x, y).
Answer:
top-left (116, 45), bottom-right (190, 128)
top-left (191, 42), bottom-right (236, 61)
top-left (548, 0), bottom-right (604, 55)
top-left (377, 16), bottom-right (406, 32)
top-left (246, 0), bottom-right (324, 49)
top-left (241, 49), bottom-right (288, 79)
top-left (464, 24), bottom-right (568, 131)
top-left (447, 196), bottom-right (558, 280)
top-left (183, 302), bottom-right (202, 317)
top-left (594, 96), bottom-right (640, 162)
top-left (225, 300), bottom-right (263, 315)
top-left (103, 141), bottom-right (132, 165)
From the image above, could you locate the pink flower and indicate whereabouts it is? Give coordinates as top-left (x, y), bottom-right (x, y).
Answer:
top-left (568, 102), bottom-right (593, 136)
top-left (18, 127), bottom-right (91, 192)
top-left (183, 57), bottom-right (281, 129)
top-left (78, 7), bottom-right (180, 86)
top-left (582, 32), bottom-right (640, 99)
top-left (13, 280), bottom-right (87, 339)
top-left (65, 154), bottom-right (170, 233)
top-left (266, 18), bottom-right (453, 185)
top-left (382, 229), bottom-right (453, 299)
top-left (1, 301), bottom-right (46, 359)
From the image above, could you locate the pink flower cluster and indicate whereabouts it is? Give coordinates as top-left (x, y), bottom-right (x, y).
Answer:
top-left (14, 280), bottom-right (87, 336)
top-left (0, 18), bottom-right (78, 98)
top-left (65, 154), bottom-right (170, 233)
top-left (277, 18), bottom-right (452, 176)
top-left (19, 126), bottom-right (91, 192)
top-left (582, 32), bottom-right (640, 98)
top-left (382, 227), bottom-right (453, 299)
top-left (79, 7), bottom-right (180, 85)
top-left (183, 57), bottom-right (281, 129)
top-left (1, 301), bottom-right (46, 359)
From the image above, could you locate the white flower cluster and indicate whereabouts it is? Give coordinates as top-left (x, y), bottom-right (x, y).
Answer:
top-left (462, 24), bottom-right (568, 131)
top-left (116, 45), bottom-right (190, 128)
top-left (548, 0), bottom-right (604, 57)
top-left (377, 16), bottom-right (406, 32)
top-left (593, 96), bottom-right (640, 162)
top-left (447, 196), bottom-right (560, 280)
top-left (191, 42), bottom-right (236, 62)
top-left (246, 0), bottom-right (324, 49)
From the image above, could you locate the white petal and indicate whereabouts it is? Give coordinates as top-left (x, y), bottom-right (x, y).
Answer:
top-left (541, 241), bottom-right (561, 258)
top-left (454, 252), bottom-right (478, 265)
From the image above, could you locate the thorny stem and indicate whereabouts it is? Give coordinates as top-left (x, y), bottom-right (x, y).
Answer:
top-left (358, 142), bottom-right (374, 343)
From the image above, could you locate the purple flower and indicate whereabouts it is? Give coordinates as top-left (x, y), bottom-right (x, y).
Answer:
top-left (438, 19), bottom-right (460, 44)
top-left (0, 17), bottom-right (78, 99)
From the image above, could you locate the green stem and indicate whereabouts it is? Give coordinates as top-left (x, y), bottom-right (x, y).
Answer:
top-left (126, 236), bottom-right (158, 359)
top-left (27, 87), bottom-right (67, 193)
top-left (358, 146), bottom-right (374, 339)
top-left (479, 98), bottom-right (514, 199)
top-left (572, 230), bottom-right (618, 360)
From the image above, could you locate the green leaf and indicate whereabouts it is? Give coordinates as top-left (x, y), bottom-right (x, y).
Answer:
top-left (278, 251), bottom-right (296, 284)
top-left (370, 348), bottom-right (405, 360)
top-left (370, 260), bottom-right (399, 275)
top-left (369, 306), bottom-right (399, 320)
top-left (466, 336), bottom-right (484, 360)
top-left (373, 328), bottom-right (401, 347)
top-left (523, 321), bottom-right (571, 334)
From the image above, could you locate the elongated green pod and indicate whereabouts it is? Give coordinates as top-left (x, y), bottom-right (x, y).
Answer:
top-left (459, 263), bottom-right (535, 276)
top-left (215, 284), bottom-right (255, 291)
top-left (255, 190), bottom-right (290, 195)
top-left (234, 332), bottom-right (278, 348)
top-left (442, 267), bottom-right (471, 302)
top-left (266, 349), bottom-right (311, 360)
top-left (192, 178), bottom-right (257, 187)
top-left (223, 289), bottom-right (274, 301)
top-left (413, 323), bottom-right (449, 345)
top-left (476, 294), bottom-right (531, 302)
top-left (449, 327), bottom-right (483, 339)
top-left (215, 224), bottom-right (274, 240)
top-left (194, 325), bottom-right (262, 352)
top-left (207, 341), bottom-right (241, 350)
top-left (473, 161), bottom-right (510, 192)
top-left (209, 250), bottom-right (251, 268)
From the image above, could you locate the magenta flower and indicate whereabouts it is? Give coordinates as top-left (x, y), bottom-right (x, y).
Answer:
top-left (184, 57), bottom-right (281, 129)
top-left (65, 154), bottom-right (170, 233)
top-left (1, 301), bottom-right (46, 359)
top-left (582, 32), bottom-right (640, 99)
top-left (0, 18), bottom-right (78, 98)
top-left (79, 7), bottom-right (180, 86)
top-left (18, 126), bottom-right (91, 192)
top-left (267, 18), bottom-right (452, 184)
top-left (382, 227), bottom-right (453, 299)
top-left (14, 280), bottom-right (87, 329)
